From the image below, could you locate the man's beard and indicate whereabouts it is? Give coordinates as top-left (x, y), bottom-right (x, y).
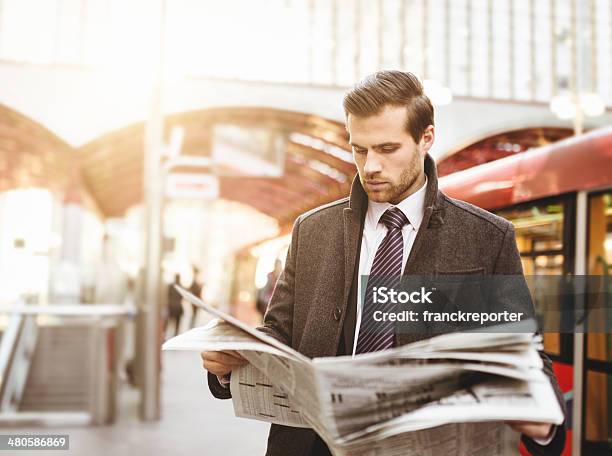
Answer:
top-left (362, 159), bottom-right (423, 204)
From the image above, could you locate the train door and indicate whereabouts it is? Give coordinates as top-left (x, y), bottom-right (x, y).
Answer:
top-left (496, 195), bottom-right (575, 359)
top-left (496, 195), bottom-right (575, 455)
top-left (584, 190), bottom-right (612, 455)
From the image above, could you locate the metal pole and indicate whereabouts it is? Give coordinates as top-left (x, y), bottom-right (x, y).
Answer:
top-left (140, 0), bottom-right (166, 421)
top-left (572, 190), bottom-right (588, 456)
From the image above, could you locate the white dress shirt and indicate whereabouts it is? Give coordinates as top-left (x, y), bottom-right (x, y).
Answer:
top-left (352, 177), bottom-right (427, 356)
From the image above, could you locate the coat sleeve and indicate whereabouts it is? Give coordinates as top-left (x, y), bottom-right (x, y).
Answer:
top-left (207, 218), bottom-right (301, 400)
top-left (493, 222), bottom-right (566, 455)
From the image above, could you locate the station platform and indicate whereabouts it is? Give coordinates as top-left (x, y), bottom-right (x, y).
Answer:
top-left (7, 350), bottom-right (268, 456)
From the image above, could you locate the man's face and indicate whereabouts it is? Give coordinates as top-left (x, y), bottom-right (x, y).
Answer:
top-left (347, 105), bottom-right (434, 204)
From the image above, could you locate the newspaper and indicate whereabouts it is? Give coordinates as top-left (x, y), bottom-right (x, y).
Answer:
top-left (163, 286), bottom-right (563, 455)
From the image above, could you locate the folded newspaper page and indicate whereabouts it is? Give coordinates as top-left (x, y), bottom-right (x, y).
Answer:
top-left (163, 286), bottom-right (563, 455)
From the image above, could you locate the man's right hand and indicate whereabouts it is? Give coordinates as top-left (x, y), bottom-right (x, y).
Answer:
top-left (200, 350), bottom-right (247, 377)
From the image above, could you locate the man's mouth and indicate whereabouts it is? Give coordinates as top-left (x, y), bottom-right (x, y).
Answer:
top-left (365, 181), bottom-right (388, 189)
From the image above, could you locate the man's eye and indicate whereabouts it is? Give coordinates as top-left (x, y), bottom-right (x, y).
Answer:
top-left (382, 147), bottom-right (398, 153)
top-left (354, 148), bottom-right (367, 154)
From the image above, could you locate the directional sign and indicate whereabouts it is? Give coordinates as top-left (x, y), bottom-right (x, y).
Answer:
top-left (165, 173), bottom-right (219, 200)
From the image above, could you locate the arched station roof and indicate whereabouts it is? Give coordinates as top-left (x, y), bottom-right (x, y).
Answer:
top-left (0, 103), bottom-right (101, 213)
top-left (78, 107), bottom-right (357, 228)
top-left (0, 103), bottom-right (71, 192)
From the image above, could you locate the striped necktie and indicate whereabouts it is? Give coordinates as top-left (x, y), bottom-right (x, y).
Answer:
top-left (356, 207), bottom-right (409, 354)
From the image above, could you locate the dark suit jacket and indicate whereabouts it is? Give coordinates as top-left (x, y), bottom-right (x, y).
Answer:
top-left (208, 154), bottom-right (566, 456)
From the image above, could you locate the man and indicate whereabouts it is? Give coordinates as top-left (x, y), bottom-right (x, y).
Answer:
top-left (202, 71), bottom-right (566, 455)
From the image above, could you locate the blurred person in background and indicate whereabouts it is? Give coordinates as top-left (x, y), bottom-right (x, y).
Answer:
top-left (256, 258), bottom-right (283, 318)
top-left (189, 265), bottom-right (204, 328)
top-left (166, 274), bottom-right (184, 337)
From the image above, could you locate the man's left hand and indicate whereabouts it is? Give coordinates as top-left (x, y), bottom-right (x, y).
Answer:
top-left (505, 421), bottom-right (553, 440)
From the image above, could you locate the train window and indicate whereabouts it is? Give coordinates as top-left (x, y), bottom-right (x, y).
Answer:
top-left (587, 191), bottom-right (612, 362)
top-left (497, 203), bottom-right (565, 274)
top-left (585, 371), bottom-right (612, 450)
top-left (496, 199), bottom-right (570, 359)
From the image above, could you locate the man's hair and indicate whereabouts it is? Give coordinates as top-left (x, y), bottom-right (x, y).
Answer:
top-left (343, 70), bottom-right (434, 144)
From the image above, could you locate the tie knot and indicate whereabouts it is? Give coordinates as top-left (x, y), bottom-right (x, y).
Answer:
top-left (380, 207), bottom-right (408, 230)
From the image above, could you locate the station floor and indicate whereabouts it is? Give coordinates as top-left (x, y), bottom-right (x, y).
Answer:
top-left (9, 350), bottom-right (269, 455)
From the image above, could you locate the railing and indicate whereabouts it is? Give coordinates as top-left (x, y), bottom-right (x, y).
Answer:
top-left (0, 303), bottom-right (135, 426)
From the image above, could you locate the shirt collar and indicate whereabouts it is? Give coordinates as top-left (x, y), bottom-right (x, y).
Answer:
top-left (365, 176), bottom-right (428, 232)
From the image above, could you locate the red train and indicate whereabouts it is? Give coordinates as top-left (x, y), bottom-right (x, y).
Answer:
top-left (439, 126), bottom-right (612, 455)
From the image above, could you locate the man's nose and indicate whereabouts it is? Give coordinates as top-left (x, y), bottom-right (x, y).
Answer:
top-left (364, 152), bottom-right (383, 174)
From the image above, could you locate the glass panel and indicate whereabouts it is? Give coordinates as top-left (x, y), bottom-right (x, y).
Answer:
top-left (587, 192), bottom-right (612, 362)
top-left (380, 0), bottom-right (402, 70)
top-left (425, 0), bottom-right (446, 83)
top-left (497, 203), bottom-right (564, 273)
top-left (585, 370), bottom-right (612, 446)
top-left (311, 0), bottom-right (333, 85)
top-left (533, 0), bottom-right (553, 102)
top-left (543, 332), bottom-right (561, 356)
top-left (355, 0), bottom-right (380, 79)
top-left (595, 0), bottom-right (612, 104)
top-left (1, 0), bottom-right (610, 107)
top-left (587, 333), bottom-right (612, 362)
top-left (470, 0), bottom-right (490, 97)
top-left (553, 0), bottom-right (572, 94)
top-left (404, 0), bottom-right (425, 77)
top-left (335, 0), bottom-right (359, 86)
top-left (491, 0), bottom-right (511, 98)
top-left (0, 0), bottom-right (59, 62)
top-left (449, 0), bottom-right (468, 95)
top-left (497, 201), bottom-right (566, 356)
top-left (512, 0), bottom-right (531, 100)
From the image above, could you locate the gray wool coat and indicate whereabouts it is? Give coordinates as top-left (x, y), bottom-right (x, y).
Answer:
top-left (209, 154), bottom-right (566, 456)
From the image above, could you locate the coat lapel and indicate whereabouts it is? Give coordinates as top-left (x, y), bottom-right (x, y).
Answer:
top-left (342, 207), bottom-right (361, 306)
top-left (403, 154), bottom-right (445, 275)
top-left (342, 176), bottom-right (367, 307)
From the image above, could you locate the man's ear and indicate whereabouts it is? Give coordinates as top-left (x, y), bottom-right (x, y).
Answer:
top-left (419, 125), bottom-right (435, 155)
